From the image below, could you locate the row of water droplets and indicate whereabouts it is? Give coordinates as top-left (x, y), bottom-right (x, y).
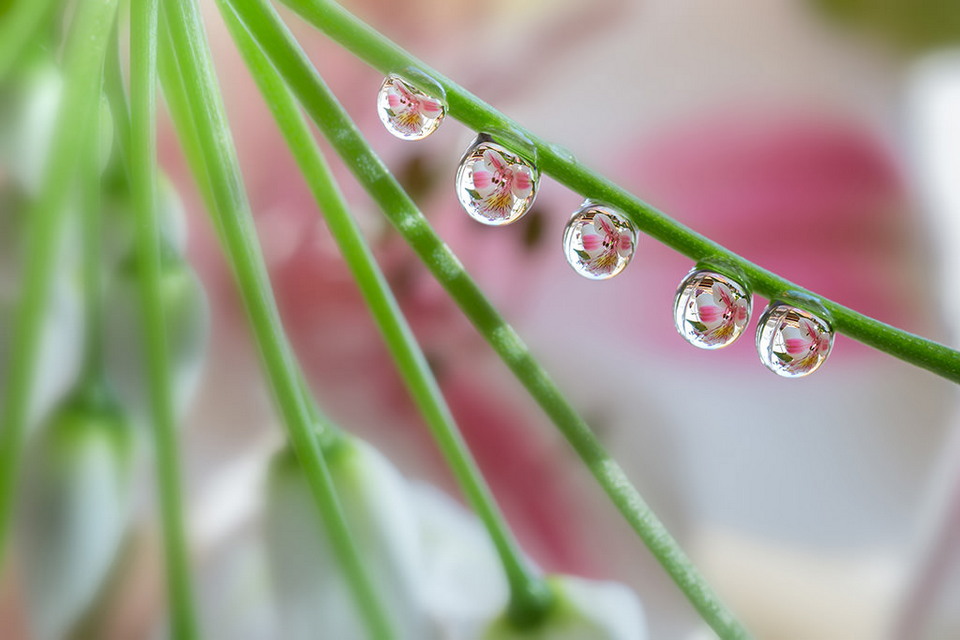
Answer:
top-left (377, 74), bottom-right (835, 377)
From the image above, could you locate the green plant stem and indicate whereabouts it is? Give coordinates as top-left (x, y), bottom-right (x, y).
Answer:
top-left (219, 0), bottom-right (552, 624)
top-left (157, 19), bottom-right (211, 213)
top-left (157, 1), bottom-right (393, 637)
top-left (105, 27), bottom-right (132, 174)
top-left (0, 0), bottom-right (118, 569)
top-left (80, 117), bottom-right (105, 386)
top-left (129, 0), bottom-right (201, 636)
top-left (0, 0), bottom-right (59, 80)
top-left (218, 3), bottom-right (750, 638)
top-left (281, 0), bottom-right (960, 386)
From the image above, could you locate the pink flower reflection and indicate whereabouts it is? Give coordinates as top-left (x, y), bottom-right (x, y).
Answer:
top-left (778, 317), bottom-right (831, 374)
top-left (385, 78), bottom-right (443, 136)
top-left (694, 281), bottom-right (748, 346)
top-left (470, 148), bottom-right (533, 220)
top-left (580, 212), bottom-right (634, 277)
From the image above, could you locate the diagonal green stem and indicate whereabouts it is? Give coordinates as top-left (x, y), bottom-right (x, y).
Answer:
top-left (129, 0), bottom-right (201, 636)
top-left (219, 0), bottom-right (552, 624)
top-left (216, 2), bottom-right (751, 638)
top-left (158, 0), bottom-right (393, 637)
top-left (0, 0), bottom-right (118, 569)
top-left (281, 0), bottom-right (960, 386)
top-left (157, 18), bottom-right (212, 215)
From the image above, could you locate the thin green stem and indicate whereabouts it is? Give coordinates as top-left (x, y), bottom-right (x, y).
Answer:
top-left (281, 0), bottom-right (960, 386)
top-left (80, 103), bottom-right (105, 386)
top-left (220, 0), bottom-right (551, 624)
top-left (157, 18), bottom-right (212, 211)
top-left (217, 3), bottom-right (750, 638)
top-left (129, 0), bottom-right (201, 636)
top-left (0, 0), bottom-right (118, 569)
top-left (105, 24), bottom-right (132, 175)
top-left (0, 0), bottom-right (59, 80)
top-left (295, 371), bottom-right (343, 452)
top-left (158, 0), bottom-right (393, 637)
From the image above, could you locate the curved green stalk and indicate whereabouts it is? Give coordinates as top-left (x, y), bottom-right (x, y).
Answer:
top-left (218, 0), bottom-right (552, 624)
top-left (0, 0), bottom-right (118, 568)
top-left (129, 0), bottom-right (201, 636)
top-left (215, 1), bottom-right (750, 637)
top-left (281, 0), bottom-right (960, 386)
top-left (157, 0), bottom-right (393, 637)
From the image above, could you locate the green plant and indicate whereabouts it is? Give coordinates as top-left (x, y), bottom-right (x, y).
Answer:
top-left (1, 0), bottom-right (958, 638)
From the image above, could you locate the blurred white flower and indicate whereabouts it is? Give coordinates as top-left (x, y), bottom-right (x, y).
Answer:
top-left (104, 250), bottom-right (210, 427)
top-left (265, 435), bottom-right (646, 639)
top-left (0, 61), bottom-right (62, 195)
top-left (0, 270), bottom-right (85, 433)
top-left (17, 394), bottom-right (135, 640)
top-left (265, 436), bottom-right (428, 639)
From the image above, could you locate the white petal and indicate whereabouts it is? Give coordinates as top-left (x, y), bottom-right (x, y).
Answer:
top-left (19, 407), bottom-right (134, 640)
top-left (266, 438), bottom-right (428, 640)
top-left (781, 326), bottom-right (802, 342)
top-left (412, 484), bottom-right (508, 637)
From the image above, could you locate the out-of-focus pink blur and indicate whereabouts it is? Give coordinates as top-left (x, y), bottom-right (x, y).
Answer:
top-left (4, 0), bottom-right (960, 637)
top-left (161, 0), bottom-right (960, 638)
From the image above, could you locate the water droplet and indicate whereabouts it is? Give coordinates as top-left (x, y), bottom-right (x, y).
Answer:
top-left (455, 135), bottom-right (540, 225)
top-left (756, 303), bottom-right (834, 377)
top-left (562, 202), bottom-right (636, 279)
top-left (674, 270), bottom-right (751, 349)
top-left (377, 75), bottom-right (445, 141)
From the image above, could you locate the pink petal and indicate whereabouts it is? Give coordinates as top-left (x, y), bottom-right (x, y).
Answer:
top-left (785, 337), bottom-right (810, 355)
top-left (734, 299), bottom-right (748, 323)
top-left (799, 318), bottom-right (818, 339)
top-left (698, 304), bottom-right (722, 325)
top-left (511, 167), bottom-right (532, 199)
top-left (581, 232), bottom-right (603, 253)
top-left (712, 282), bottom-right (733, 308)
top-left (616, 232), bottom-right (633, 256)
top-left (387, 92), bottom-right (402, 110)
top-left (471, 168), bottom-right (494, 196)
top-left (483, 149), bottom-right (506, 172)
top-left (419, 97), bottom-right (442, 118)
top-left (594, 212), bottom-right (616, 237)
top-left (394, 79), bottom-right (415, 101)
